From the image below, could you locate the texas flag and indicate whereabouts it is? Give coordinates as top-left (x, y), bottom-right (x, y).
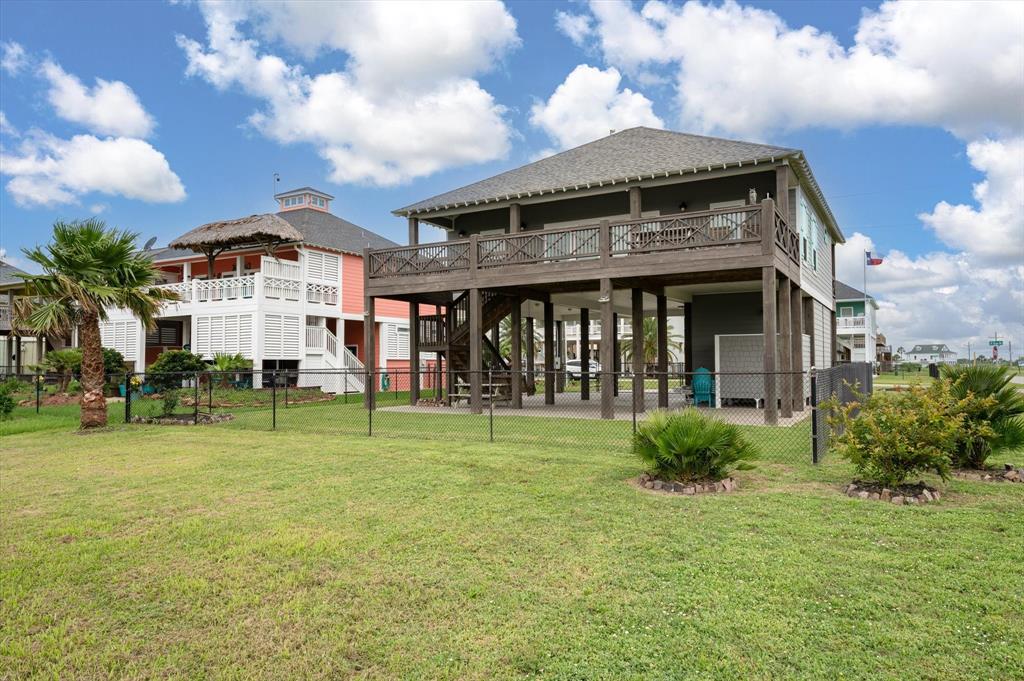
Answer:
top-left (865, 251), bottom-right (884, 266)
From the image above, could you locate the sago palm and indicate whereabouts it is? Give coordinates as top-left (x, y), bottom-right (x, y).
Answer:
top-left (15, 220), bottom-right (178, 428)
top-left (940, 363), bottom-right (1024, 468)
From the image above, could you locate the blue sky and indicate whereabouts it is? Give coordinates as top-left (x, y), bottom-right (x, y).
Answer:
top-left (1, 1), bottom-right (1021, 356)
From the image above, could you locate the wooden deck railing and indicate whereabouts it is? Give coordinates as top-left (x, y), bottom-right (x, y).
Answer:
top-left (368, 200), bottom-right (799, 280)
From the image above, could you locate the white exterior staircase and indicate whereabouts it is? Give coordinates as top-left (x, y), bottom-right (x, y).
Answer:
top-left (302, 326), bottom-right (364, 394)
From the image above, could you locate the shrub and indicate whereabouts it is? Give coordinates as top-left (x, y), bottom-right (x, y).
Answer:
top-left (210, 353), bottom-right (252, 387)
top-left (101, 347), bottom-right (126, 376)
top-left (0, 386), bottom-right (15, 420)
top-left (67, 379), bottom-right (82, 395)
top-left (161, 389), bottom-right (180, 417)
top-left (826, 381), bottom-right (974, 487)
top-left (41, 348), bottom-right (82, 392)
top-left (146, 350), bottom-right (207, 392)
top-left (941, 364), bottom-right (1024, 469)
top-left (632, 409), bottom-right (757, 482)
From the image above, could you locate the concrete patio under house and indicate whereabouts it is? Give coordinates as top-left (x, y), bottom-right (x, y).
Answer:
top-left (363, 128), bottom-right (844, 426)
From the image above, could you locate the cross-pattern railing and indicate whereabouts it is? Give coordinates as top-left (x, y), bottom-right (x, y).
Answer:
top-left (477, 224), bottom-right (600, 267)
top-left (263, 276), bottom-right (301, 301)
top-left (305, 282), bottom-right (339, 305)
top-left (157, 281), bottom-right (192, 302)
top-left (195, 275), bottom-right (256, 302)
top-left (369, 242), bottom-right (470, 278)
top-left (609, 206), bottom-right (761, 255)
top-left (368, 201), bottom-right (798, 280)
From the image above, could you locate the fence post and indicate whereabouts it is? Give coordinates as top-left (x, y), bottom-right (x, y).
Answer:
top-left (194, 372), bottom-right (200, 424)
top-left (284, 378), bottom-right (289, 409)
top-left (271, 371), bottom-right (277, 430)
top-left (632, 375), bottom-right (637, 435)
top-left (488, 368), bottom-right (494, 443)
top-left (35, 372), bottom-right (41, 414)
top-left (124, 371), bottom-right (131, 423)
top-left (368, 372), bottom-right (373, 437)
top-left (810, 368), bottom-right (819, 464)
top-left (208, 375), bottom-right (213, 414)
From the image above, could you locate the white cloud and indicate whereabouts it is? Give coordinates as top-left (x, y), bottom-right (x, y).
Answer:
top-left (570, 0), bottom-right (1024, 140)
top-left (40, 60), bottom-right (155, 138)
top-left (88, 203), bottom-right (108, 214)
top-left (0, 247), bottom-right (37, 275)
top-left (0, 111), bottom-right (17, 137)
top-left (919, 137), bottom-right (1024, 266)
top-left (176, 0), bottom-right (518, 186)
top-left (1, 42), bottom-right (27, 76)
top-left (555, 11), bottom-right (592, 46)
top-left (530, 64), bottom-right (663, 151)
top-left (1, 132), bottom-right (186, 207)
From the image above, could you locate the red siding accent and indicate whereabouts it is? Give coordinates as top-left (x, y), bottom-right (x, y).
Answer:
top-left (341, 253), bottom-right (431, 318)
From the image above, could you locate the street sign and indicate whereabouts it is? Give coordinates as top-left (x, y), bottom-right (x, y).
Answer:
top-left (989, 340), bottom-right (1004, 346)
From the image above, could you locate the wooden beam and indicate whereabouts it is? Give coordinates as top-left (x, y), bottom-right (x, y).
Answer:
top-left (683, 302), bottom-right (693, 385)
top-left (774, 164), bottom-right (789, 219)
top-left (599, 278), bottom-right (614, 419)
top-left (469, 288), bottom-right (482, 414)
top-left (511, 296), bottom-right (522, 408)
top-left (544, 301), bottom-right (555, 405)
top-left (629, 186), bottom-right (642, 219)
top-left (409, 302), bottom-right (420, 405)
top-left (408, 217), bottom-right (419, 245)
top-left (762, 267), bottom-right (778, 425)
top-left (778, 276), bottom-right (793, 418)
top-left (632, 288), bottom-right (645, 413)
top-left (791, 286), bottom-right (804, 411)
top-left (580, 308), bottom-right (590, 401)
top-left (555, 320), bottom-right (565, 393)
top-left (509, 203), bottom-right (521, 234)
top-left (526, 316), bottom-right (535, 394)
top-left (436, 304), bottom-right (444, 401)
top-left (612, 313), bottom-right (620, 397)
top-left (656, 293), bottom-right (668, 408)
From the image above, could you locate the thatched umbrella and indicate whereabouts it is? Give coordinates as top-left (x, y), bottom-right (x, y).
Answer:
top-left (169, 214), bottom-right (304, 278)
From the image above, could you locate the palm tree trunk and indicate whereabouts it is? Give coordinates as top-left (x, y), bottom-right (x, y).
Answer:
top-left (78, 312), bottom-right (108, 428)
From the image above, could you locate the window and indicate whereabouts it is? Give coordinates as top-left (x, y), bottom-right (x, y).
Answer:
top-left (839, 306), bottom-right (854, 317)
top-left (282, 196), bottom-right (304, 208)
top-left (310, 196), bottom-right (326, 208)
top-left (853, 336), bottom-right (866, 349)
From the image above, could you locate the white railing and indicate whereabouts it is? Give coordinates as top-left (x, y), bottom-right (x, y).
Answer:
top-left (325, 328), bottom-right (338, 358)
top-left (837, 316), bottom-right (867, 330)
top-left (156, 281), bottom-right (192, 302)
top-left (306, 282), bottom-right (339, 306)
top-left (261, 256), bottom-right (301, 280)
top-left (194, 275), bottom-right (256, 303)
top-left (306, 326), bottom-right (326, 353)
top-left (263, 276), bottom-right (301, 301)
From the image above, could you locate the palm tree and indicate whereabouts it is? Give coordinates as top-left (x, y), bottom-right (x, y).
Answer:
top-left (497, 316), bottom-right (542, 362)
top-left (15, 220), bottom-right (178, 428)
top-left (620, 318), bottom-right (682, 367)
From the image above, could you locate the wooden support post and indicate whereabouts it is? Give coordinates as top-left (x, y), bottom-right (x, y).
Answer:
top-left (791, 287), bottom-right (804, 411)
top-left (683, 302), bottom-right (693, 384)
top-left (509, 203), bottom-right (521, 234)
top-left (803, 296), bottom-right (816, 369)
top-left (599, 278), bottom-right (615, 419)
top-left (629, 186), bottom-right (642, 219)
top-left (511, 296), bottom-right (522, 408)
top-left (580, 308), bottom-right (590, 401)
top-left (631, 288), bottom-right (645, 413)
top-left (555, 320), bottom-right (565, 393)
top-left (526, 316), bottom-right (535, 394)
top-left (445, 303), bottom-right (455, 404)
top-left (778, 276), bottom-right (793, 418)
top-left (409, 302), bottom-right (420, 405)
top-left (364, 295), bottom-right (375, 410)
top-left (469, 288), bottom-right (482, 414)
top-left (656, 293), bottom-right (668, 408)
top-left (491, 322), bottom-right (500, 353)
top-left (408, 217), bottom-right (419, 245)
top-left (613, 313), bottom-right (620, 396)
top-left (775, 164), bottom-right (789, 220)
top-left (544, 301), bottom-right (555, 405)
top-left (762, 267), bottom-right (778, 425)
top-left (761, 198), bottom-right (776, 256)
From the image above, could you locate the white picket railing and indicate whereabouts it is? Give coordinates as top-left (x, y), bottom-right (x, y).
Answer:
top-left (263, 276), bottom-right (301, 301)
top-left (194, 275), bottom-right (256, 302)
top-left (837, 316), bottom-right (867, 330)
top-left (261, 256), bottom-right (301, 280)
top-left (156, 280), bottom-right (192, 302)
top-left (306, 282), bottom-right (340, 306)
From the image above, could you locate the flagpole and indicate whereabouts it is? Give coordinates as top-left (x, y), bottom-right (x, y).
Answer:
top-left (863, 250), bottom-right (868, 305)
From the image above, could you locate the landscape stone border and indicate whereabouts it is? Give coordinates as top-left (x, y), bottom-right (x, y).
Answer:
top-left (638, 473), bottom-right (737, 495)
top-left (130, 413), bottom-right (234, 426)
top-left (954, 464), bottom-right (1024, 483)
top-left (844, 480), bottom-right (940, 505)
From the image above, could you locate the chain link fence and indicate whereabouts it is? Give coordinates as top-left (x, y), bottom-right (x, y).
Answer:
top-left (810, 362), bottom-right (873, 463)
top-left (113, 368), bottom-right (826, 465)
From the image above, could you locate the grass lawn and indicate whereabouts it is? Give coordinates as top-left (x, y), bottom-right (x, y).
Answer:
top-left (873, 371), bottom-right (935, 386)
top-left (2, 406), bottom-right (1023, 678)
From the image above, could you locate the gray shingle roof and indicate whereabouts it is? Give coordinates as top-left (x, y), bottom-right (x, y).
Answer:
top-left (0, 259), bottom-right (28, 288)
top-left (395, 126), bottom-right (843, 243)
top-left (153, 209), bottom-right (395, 262)
top-left (910, 344), bottom-right (953, 354)
top-left (396, 127), bottom-right (796, 214)
top-left (835, 281), bottom-right (868, 300)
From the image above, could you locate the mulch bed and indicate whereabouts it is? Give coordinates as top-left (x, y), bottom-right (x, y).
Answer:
top-left (954, 464), bottom-right (1024, 483)
top-left (130, 413), bottom-right (234, 426)
top-left (844, 480), bottom-right (941, 505)
top-left (18, 394), bottom-right (79, 407)
top-left (416, 399), bottom-right (448, 407)
top-left (636, 473), bottom-right (738, 496)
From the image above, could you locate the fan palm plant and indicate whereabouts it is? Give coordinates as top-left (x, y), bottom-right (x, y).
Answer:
top-left (620, 318), bottom-right (682, 366)
top-left (497, 315), bottom-right (542, 361)
top-left (940, 363), bottom-right (1024, 468)
top-left (15, 220), bottom-right (179, 428)
top-left (210, 352), bottom-right (252, 387)
top-left (633, 409), bottom-right (757, 481)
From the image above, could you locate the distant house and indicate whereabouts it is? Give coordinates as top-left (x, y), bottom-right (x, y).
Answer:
top-left (0, 259), bottom-right (71, 373)
top-left (906, 343), bottom-right (957, 365)
top-left (833, 281), bottom-right (878, 364)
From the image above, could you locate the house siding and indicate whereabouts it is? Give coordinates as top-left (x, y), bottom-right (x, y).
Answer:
top-left (691, 292), bottom-right (762, 371)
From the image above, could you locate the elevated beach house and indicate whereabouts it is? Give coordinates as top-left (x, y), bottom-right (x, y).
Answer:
top-left (101, 188), bottom-right (418, 392)
top-left (363, 127), bottom-right (843, 424)
top-left (834, 281), bottom-right (879, 364)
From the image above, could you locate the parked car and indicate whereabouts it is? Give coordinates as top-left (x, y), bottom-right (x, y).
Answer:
top-left (565, 359), bottom-right (602, 380)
